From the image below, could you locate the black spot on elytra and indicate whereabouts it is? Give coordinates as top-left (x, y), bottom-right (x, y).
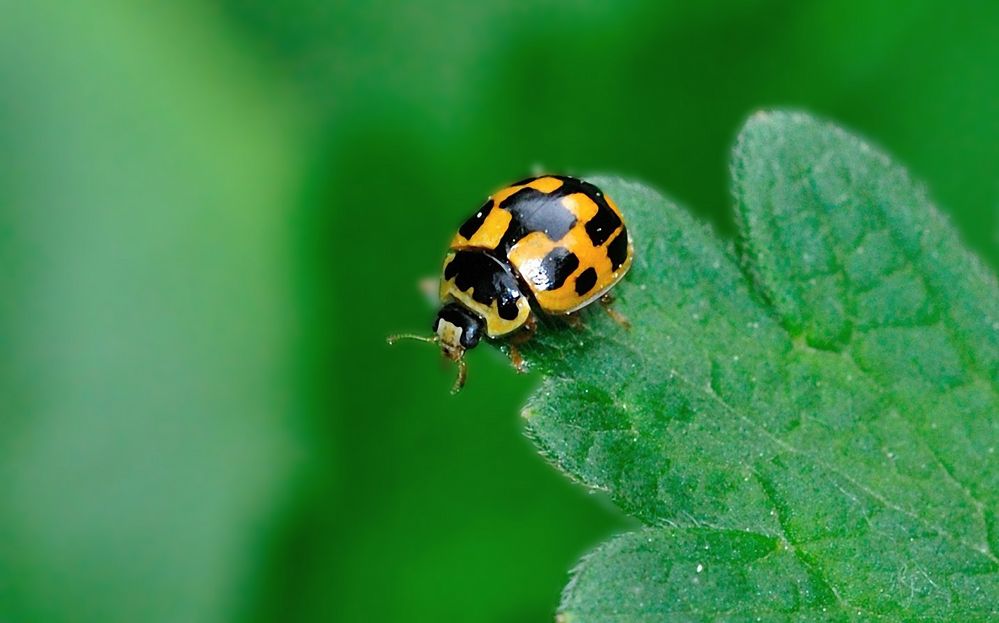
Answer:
top-left (458, 199), bottom-right (493, 239)
top-left (607, 227), bottom-right (629, 270)
top-left (530, 247), bottom-right (579, 291)
top-left (584, 197), bottom-right (622, 246)
top-left (478, 178), bottom-right (626, 293)
top-left (574, 267), bottom-right (598, 296)
top-left (497, 187), bottom-right (577, 252)
top-left (443, 250), bottom-right (523, 320)
top-left (499, 175), bottom-right (622, 250)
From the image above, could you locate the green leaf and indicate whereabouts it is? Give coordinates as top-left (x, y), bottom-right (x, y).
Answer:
top-left (0, 3), bottom-right (301, 622)
top-left (520, 112), bottom-right (999, 621)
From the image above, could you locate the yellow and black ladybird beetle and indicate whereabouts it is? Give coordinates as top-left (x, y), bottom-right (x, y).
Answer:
top-left (389, 175), bottom-right (633, 393)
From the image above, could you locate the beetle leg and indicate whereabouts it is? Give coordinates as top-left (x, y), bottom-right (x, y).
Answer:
top-left (508, 346), bottom-right (525, 373)
top-left (450, 358), bottom-right (468, 394)
top-left (600, 293), bottom-right (631, 329)
top-left (417, 276), bottom-right (439, 306)
top-left (507, 316), bottom-right (537, 373)
top-left (563, 313), bottom-right (584, 330)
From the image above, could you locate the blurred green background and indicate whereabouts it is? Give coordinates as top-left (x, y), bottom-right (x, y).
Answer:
top-left (0, 1), bottom-right (996, 622)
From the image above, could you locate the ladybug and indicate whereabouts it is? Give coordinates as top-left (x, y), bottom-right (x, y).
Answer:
top-left (390, 175), bottom-right (633, 392)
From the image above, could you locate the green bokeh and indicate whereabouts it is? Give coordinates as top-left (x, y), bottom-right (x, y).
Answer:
top-left (0, 1), bottom-right (995, 622)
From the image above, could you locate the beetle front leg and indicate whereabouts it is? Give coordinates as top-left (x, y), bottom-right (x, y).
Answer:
top-left (507, 315), bottom-right (537, 373)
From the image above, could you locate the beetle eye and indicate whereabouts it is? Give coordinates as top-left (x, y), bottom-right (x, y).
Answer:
top-left (459, 320), bottom-right (481, 349)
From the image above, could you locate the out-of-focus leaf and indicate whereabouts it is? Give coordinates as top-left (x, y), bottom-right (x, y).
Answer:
top-left (0, 2), bottom-right (304, 622)
top-left (521, 112), bottom-right (999, 621)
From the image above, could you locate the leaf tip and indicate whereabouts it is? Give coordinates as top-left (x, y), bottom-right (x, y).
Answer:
top-left (747, 108), bottom-right (774, 124)
top-left (742, 107), bottom-right (817, 134)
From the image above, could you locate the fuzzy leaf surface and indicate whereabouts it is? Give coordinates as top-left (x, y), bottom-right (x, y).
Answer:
top-left (520, 112), bottom-right (999, 621)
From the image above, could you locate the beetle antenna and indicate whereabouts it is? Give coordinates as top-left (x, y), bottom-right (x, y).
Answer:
top-left (386, 333), bottom-right (438, 346)
top-left (451, 358), bottom-right (468, 394)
